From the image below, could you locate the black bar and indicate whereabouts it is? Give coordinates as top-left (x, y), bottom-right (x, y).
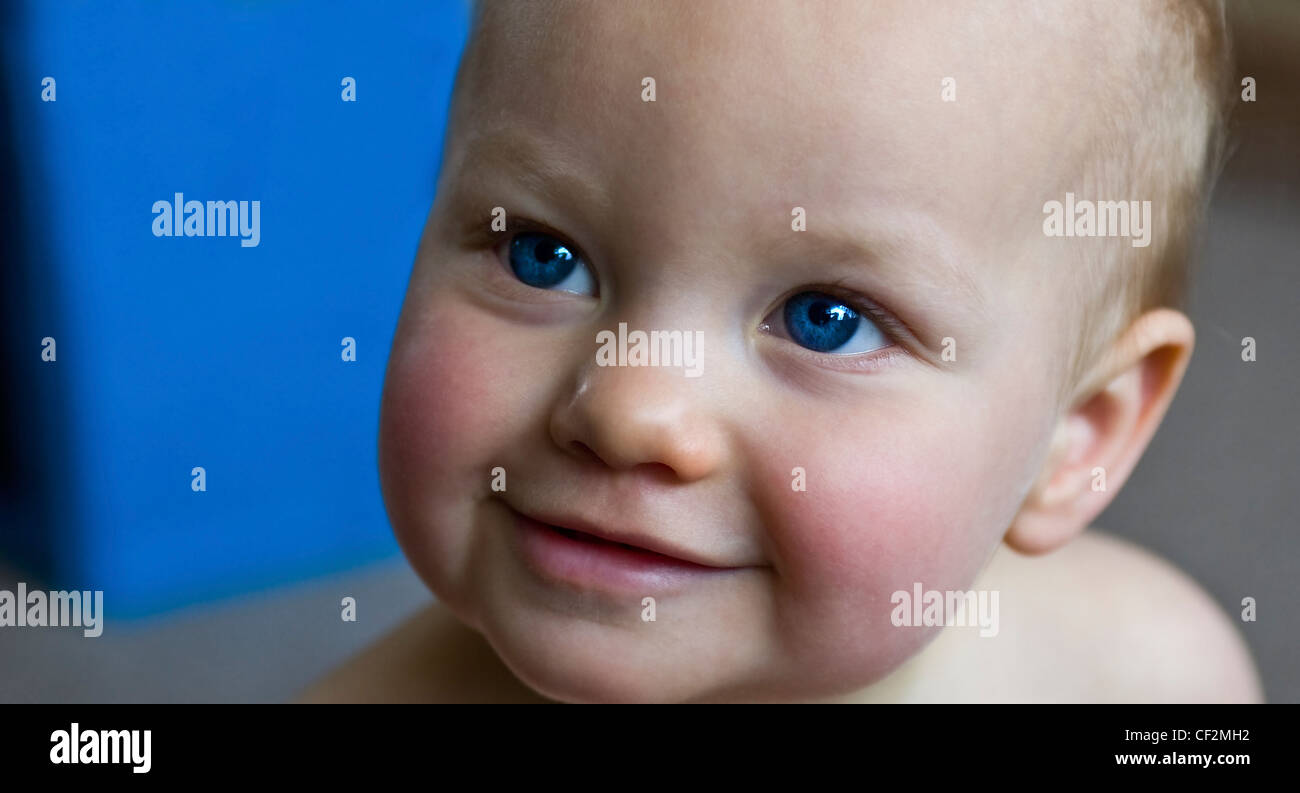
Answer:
top-left (0, 705), bottom-right (1285, 780)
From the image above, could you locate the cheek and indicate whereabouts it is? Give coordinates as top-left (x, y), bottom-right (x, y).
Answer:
top-left (381, 302), bottom-right (504, 493)
top-left (753, 383), bottom-right (1046, 677)
top-left (378, 292), bottom-right (529, 589)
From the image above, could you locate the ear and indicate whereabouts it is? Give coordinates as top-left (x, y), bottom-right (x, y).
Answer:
top-left (1005, 308), bottom-right (1195, 555)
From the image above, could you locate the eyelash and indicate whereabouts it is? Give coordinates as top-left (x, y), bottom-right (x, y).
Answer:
top-left (466, 214), bottom-right (585, 261)
top-left (464, 212), bottom-right (914, 367)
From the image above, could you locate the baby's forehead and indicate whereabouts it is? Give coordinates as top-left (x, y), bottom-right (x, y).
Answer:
top-left (464, 2), bottom-right (1133, 236)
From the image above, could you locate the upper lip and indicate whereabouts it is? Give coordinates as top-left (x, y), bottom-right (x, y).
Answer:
top-left (511, 505), bottom-right (739, 569)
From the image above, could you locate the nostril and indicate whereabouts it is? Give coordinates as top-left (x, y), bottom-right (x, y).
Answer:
top-left (569, 440), bottom-right (601, 463)
top-left (637, 462), bottom-right (678, 482)
top-left (566, 442), bottom-right (684, 481)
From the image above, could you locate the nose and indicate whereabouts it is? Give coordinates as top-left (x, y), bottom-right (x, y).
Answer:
top-left (549, 356), bottom-right (726, 483)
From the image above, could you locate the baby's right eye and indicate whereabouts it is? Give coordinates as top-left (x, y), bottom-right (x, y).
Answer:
top-left (505, 231), bottom-right (597, 296)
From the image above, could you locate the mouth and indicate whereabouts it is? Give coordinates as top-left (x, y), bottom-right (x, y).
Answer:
top-left (552, 524), bottom-right (619, 544)
top-left (549, 524), bottom-right (665, 554)
top-left (507, 506), bottom-right (741, 594)
top-left (518, 504), bottom-right (731, 567)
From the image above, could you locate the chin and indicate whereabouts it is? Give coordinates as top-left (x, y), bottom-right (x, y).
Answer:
top-left (476, 614), bottom-right (728, 703)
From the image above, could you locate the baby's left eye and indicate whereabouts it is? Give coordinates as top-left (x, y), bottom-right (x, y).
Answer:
top-left (774, 291), bottom-right (889, 354)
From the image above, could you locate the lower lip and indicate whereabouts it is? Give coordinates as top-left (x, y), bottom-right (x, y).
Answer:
top-left (511, 511), bottom-right (734, 594)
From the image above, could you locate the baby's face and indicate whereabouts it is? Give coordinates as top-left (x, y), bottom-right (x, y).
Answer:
top-left (381, 1), bottom-right (1098, 701)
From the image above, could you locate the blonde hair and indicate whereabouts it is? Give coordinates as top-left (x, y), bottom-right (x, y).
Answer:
top-left (1063, 0), bottom-right (1235, 400)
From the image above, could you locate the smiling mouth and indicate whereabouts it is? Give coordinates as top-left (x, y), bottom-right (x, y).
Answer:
top-left (505, 502), bottom-right (758, 594)
top-left (549, 525), bottom-right (644, 551)
top-left (551, 525), bottom-right (626, 543)
top-left (507, 503), bottom-right (729, 567)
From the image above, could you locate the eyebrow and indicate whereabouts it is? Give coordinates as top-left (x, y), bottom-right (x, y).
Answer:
top-left (444, 127), bottom-right (613, 220)
top-left (771, 210), bottom-right (991, 328)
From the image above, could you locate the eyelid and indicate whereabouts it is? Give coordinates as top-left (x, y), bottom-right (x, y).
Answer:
top-left (776, 343), bottom-right (910, 374)
top-left (501, 215), bottom-right (575, 245)
top-left (464, 211), bottom-right (591, 264)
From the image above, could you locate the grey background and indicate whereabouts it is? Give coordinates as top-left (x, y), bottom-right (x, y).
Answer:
top-left (1103, 1), bottom-right (1299, 703)
top-left (0, 2), bottom-right (1296, 703)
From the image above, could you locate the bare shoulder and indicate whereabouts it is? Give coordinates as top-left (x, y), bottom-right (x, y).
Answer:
top-left (295, 601), bottom-right (551, 703)
top-left (986, 529), bottom-right (1264, 702)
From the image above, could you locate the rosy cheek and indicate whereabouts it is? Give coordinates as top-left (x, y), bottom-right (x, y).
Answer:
top-left (378, 293), bottom-right (524, 579)
top-left (382, 308), bottom-right (497, 488)
top-left (755, 394), bottom-right (1007, 663)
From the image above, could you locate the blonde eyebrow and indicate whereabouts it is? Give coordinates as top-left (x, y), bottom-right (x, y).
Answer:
top-left (444, 126), bottom-right (613, 218)
top-left (765, 207), bottom-right (990, 325)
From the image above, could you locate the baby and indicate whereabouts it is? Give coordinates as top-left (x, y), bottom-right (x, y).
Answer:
top-left (305, 0), bottom-right (1262, 703)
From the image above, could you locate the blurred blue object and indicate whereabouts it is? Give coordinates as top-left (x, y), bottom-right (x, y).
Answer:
top-left (0, 1), bottom-right (471, 616)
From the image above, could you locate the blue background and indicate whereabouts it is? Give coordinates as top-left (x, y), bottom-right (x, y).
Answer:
top-left (0, 0), bottom-right (471, 617)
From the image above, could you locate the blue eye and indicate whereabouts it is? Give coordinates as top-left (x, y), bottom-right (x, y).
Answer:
top-left (781, 291), bottom-right (888, 354)
top-left (507, 231), bottom-right (596, 295)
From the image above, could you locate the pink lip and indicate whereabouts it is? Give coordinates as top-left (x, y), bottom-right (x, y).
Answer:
top-left (510, 509), bottom-right (741, 594)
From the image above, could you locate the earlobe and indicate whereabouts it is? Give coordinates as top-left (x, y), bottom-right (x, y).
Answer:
top-left (1004, 308), bottom-right (1195, 556)
top-left (1004, 377), bottom-right (1133, 555)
